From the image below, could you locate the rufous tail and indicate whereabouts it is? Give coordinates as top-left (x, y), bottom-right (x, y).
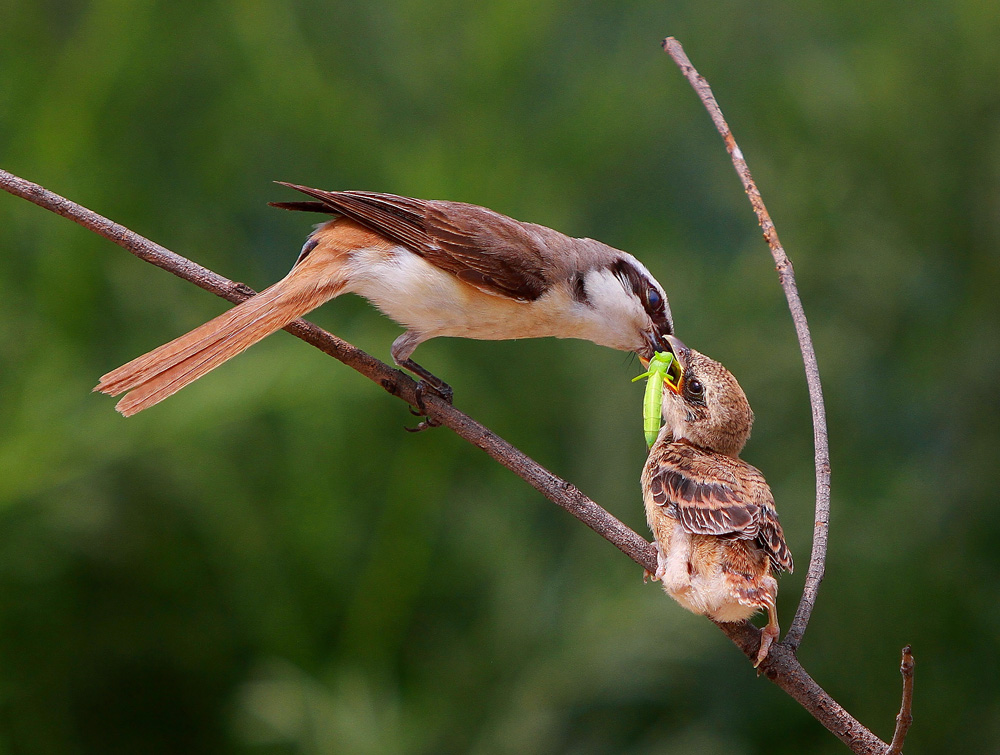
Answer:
top-left (95, 259), bottom-right (347, 416)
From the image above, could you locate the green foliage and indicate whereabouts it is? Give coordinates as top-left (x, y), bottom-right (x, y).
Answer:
top-left (1, 1), bottom-right (998, 752)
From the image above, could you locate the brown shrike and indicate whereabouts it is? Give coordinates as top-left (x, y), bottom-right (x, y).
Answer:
top-left (96, 184), bottom-right (673, 416)
top-left (642, 335), bottom-right (793, 666)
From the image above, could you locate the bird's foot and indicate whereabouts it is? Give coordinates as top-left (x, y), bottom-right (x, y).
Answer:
top-left (397, 359), bottom-right (453, 433)
top-left (645, 542), bottom-right (669, 582)
top-left (753, 619), bottom-right (779, 669)
top-left (405, 381), bottom-right (448, 432)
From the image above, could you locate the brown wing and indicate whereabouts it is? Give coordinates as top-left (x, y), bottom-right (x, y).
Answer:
top-left (742, 463), bottom-right (794, 573)
top-left (647, 443), bottom-right (793, 573)
top-left (647, 443), bottom-right (760, 538)
top-left (272, 183), bottom-right (550, 301)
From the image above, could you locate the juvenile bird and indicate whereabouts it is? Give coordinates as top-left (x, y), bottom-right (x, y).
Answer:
top-left (641, 335), bottom-right (793, 666)
top-left (96, 184), bottom-right (673, 416)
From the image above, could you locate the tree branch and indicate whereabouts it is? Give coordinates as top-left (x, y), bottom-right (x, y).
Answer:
top-left (0, 168), bottom-right (654, 568)
top-left (0, 162), bottom-right (891, 752)
top-left (888, 646), bottom-right (915, 754)
top-left (662, 36), bottom-right (831, 651)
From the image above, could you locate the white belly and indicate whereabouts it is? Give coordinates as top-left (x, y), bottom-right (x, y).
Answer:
top-left (344, 246), bottom-right (582, 341)
top-left (658, 522), bottom-right (755, 623)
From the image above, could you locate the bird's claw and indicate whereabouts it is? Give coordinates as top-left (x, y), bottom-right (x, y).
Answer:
top-left (653, 542), bottom-right (669, 582)
top-left (405, 419), bottom-right (438, 433)
top-left (753, 622), bottom-right (779, 669)
top-left (404, 379), bottom-right (453, 432)
top-left (395, 358), bottom-right (453, 431)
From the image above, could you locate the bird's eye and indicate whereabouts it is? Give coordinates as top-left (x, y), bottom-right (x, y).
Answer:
top-left (686, 378), bottom-right (704, 399)
top-left (646, 287), bottom-right (663, 311)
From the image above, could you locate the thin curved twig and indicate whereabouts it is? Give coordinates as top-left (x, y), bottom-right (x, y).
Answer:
top-left (1, 167), bottom-right (889, 752)
top-left (662, 37), bottom-right (831, 650)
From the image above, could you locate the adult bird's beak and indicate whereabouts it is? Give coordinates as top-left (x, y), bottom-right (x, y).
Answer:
top-left (639, 328), bottom-right (671, 368)
top-left (661, 335), bottom-right (688, 394)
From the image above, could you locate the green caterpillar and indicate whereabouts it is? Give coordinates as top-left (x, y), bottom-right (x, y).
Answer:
top-left (632, 351), bottom-right (677, 448)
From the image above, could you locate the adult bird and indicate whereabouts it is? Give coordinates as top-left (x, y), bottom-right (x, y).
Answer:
top-left (97, 184), bottom-right (674, 417)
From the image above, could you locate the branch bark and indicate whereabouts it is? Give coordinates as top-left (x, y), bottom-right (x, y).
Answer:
top-left (888, 645), bottom-right (915, 754)
top-left (662, 36), bottom-right (831, 652)
top-left (0, 147), bottom-right (892, 752)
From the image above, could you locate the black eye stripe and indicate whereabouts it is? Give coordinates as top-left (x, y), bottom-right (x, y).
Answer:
top-left (609, 259), bottom-right (671, 327)
top-left (609, 259), bottom-right (644, 298)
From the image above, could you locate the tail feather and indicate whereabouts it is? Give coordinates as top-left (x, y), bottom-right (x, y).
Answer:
top-left (96, 271), bottom-right (345, 416)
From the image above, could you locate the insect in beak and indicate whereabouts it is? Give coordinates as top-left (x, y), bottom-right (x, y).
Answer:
top-left (633, 350), bottom-right (681, 447)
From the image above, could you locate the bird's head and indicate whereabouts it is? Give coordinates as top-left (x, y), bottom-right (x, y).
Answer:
top-left (575, 254), bottom-right (673, 360)
top-left (657, 335), bottom-right (753, 457)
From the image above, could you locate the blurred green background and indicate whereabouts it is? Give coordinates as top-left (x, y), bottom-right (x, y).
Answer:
top-left (1, 1), bottom-right (998, 752)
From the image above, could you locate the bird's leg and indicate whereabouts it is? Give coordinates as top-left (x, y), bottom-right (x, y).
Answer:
top-left (397, 357), bottom-right (455, 408)
top-left (754, 603), bottom-right (780, 668)
top-left (390, 333), bottom-right (453, 432)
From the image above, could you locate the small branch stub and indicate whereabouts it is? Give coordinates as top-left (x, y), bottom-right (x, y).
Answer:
top-left (888, 645), bottom-right (915, 754)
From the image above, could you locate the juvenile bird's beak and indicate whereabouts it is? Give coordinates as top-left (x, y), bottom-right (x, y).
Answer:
top-left (661, 335), bottom-right (687, 394)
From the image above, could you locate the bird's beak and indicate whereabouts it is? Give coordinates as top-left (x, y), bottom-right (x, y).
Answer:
top-left (638, 328), bottom-right (670, 368)
top-left (660, 335), bottom-right (687, 394)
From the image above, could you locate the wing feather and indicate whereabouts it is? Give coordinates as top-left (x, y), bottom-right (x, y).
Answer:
top-left (273, 184), bottom-right (550, 300)
top-left (649, 443), bottom-right (793, 573)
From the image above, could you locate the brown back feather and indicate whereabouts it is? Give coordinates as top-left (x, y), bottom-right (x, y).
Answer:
top-left (273, 183), bottom-right (551, 300)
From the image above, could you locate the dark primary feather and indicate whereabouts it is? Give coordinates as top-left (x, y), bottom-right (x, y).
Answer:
top-left (272, 183), bottom-right (551, 301)
top-left (650, 442), bottom-right (793, 573)
top-left (269, 200), bottom-right (330, 213)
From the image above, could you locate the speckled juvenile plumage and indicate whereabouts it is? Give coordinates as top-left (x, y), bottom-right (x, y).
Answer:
top-left (642, 336), bottom-right (792, 666)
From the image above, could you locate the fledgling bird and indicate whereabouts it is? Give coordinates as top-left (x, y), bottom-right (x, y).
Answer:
top-left (96, 184), bottom-right (673, 417)
top-left (641, 335), bottom-right (793, 666)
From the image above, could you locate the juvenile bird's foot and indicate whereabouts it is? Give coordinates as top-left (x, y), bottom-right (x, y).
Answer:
top-left (645, 542), bottom-right (669, 582)
top-left (753, 607), bottom-right (781, 668)
top-left (398, 359), bottom-right (453, 433)
top-left (753, 624), bottom-right (777, 668)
